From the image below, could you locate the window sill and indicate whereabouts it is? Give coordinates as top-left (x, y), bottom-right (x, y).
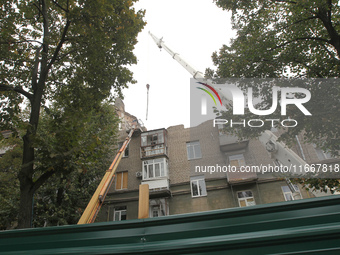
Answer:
top-left (191, 195), bottom-right (207, 198)
top-left (187, 157), bottom-right (202, 161)
top-left (142, 176), bottom-right (168, 181)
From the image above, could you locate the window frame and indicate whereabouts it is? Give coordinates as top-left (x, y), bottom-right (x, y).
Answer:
top-left (118, 142), bottom-right (129, 158)
top-left (149, 199), bottom-right (168, 218)
top-left (281, 185), bottom-right (302, 201)
top-left (229, 154), bottom-right (246, 167)
top-left (186, 141), bottom-right (202, 160)
top-left (115, 171), bottom-right (128, 190)
top-left (314, 146), bottom-right (332, 160)
top-left (113, 206), bottom-right (127, 221)
top-left (190, 176), bottom-right (207, 198)
top-left (140, 130), bottom-right (167, 158)
top-left (141, 130), bottom-right (165, 147)
top-left (237, 190), bottom-right (256, 207)
top-left (142, 158), bottom-right (168, 180)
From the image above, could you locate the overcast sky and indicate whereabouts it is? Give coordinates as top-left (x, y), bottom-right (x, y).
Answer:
top-left (121, 0), bottom-right (234, 130)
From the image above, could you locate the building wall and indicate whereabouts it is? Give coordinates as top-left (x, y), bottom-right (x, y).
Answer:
top-left (167, 125), bottom-right (190, 184)
top-left (187, 121), bottom-right (227, 179)
top-left (110, 129), bottom-right (143, 193)
top-left (102, 105), bottom-right (323, 223)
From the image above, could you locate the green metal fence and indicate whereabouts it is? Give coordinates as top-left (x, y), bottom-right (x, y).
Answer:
top-left (1, 195), bottom-right (340, 254)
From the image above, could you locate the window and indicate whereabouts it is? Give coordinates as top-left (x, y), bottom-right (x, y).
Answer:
top-left (229, 154), bottom-right (245, 167)
top-left (151, 205), bottom-right (161, 217)
top-left (187, 141), bottom-right (202, 160)
top-left (237, 191), bottom-right (255, 207)
top-left (313, 144), bottom-right (332, 160)
top-left (282, 186), bottom-right (302, 201)
top-left (149, 199), bottom-right (168, 218)
top-left (190, 176), bottom-right (207, 197)
top-left (115, 171), bottom-right (128, 190)
top-left (143, 158), bottom-right (168, 180)
top-left (113, 206), bottom-right (127, 221)
top-left (140, 130), bottom-right (167, 157)
top-left (141, 131), bottom-right (164, 146)
top-left (118, 142), bottom-right (129, 157)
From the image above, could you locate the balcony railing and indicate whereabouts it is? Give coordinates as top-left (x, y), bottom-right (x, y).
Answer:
top-left (140, 129), bottom-right (168, 159)
top-left (226, 166), bottom-right (258, 185)
top-left (219, 134), bottom-right (248, 152)
top-left (141, 144), bottom-right (168, 158)
top-left (142, 179), bottom-right (169, 190)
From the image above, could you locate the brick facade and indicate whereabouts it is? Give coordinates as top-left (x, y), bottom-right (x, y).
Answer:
top-left (98, 101), bottom-right (336, 222)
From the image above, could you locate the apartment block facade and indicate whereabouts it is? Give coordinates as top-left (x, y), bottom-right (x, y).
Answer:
top-left (96, 101), bottom-right (335, 222)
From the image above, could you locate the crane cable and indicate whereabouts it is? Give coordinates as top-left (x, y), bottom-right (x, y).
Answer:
top-left (146, 36), bottom-right (150, 121)
top-left (146, 84), bottom-right (150, 120)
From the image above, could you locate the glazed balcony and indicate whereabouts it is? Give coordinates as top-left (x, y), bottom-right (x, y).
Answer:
top-left (140, 129), bottom-right (168, 159)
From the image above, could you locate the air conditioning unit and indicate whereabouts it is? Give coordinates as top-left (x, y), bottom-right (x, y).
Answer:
top-left (136, 172), bottom-right (143, 178)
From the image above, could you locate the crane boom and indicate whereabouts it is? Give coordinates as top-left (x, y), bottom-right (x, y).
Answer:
top-left (148, 31), bottom-right (308, 171)
top-left (78, 124), bottom-right (139, 224)
top-left (149, 32), bottom-right (205, 80)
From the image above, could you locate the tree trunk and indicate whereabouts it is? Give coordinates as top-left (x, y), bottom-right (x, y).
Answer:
top-left (317, 6), bottom-right (340, 59)
top-left (17, 171), bottom-right (35, 229)
top-left (17, 84), bottom-right (44, 228)
top-left (17, 128), bottom-right (37, 228)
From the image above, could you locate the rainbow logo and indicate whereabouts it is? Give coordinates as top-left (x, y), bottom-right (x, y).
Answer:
top-left (196, 82), bottom-right (222, 106)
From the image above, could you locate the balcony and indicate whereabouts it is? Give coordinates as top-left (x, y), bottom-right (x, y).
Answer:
top-left (226, 166), bottom-right (258, 185)
top-left (219, 133), bottom-right (248, 153)
top-left (142, 178), bottom-right (171, 198)
top-left (142, 179), bottom-right (169, 190)
top-left (141, 129), bottom-right (168, 159)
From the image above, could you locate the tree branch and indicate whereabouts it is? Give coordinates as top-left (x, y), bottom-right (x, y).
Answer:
top-left (274, 0), bottom-right (297, 4)
top-left (281, 16), bottom-right (319, 30)
top-left (32, 169), bottom-right (56, 193)
top-left (32, 2), bottom-right (43, 18)
top-left (32, 46), bottom-right (43, 91)
top-left (39, 0), bottom-right (49, 81)
top-left (47, 19), bottom-right (71, 71)
top-left (270, 37), bottom-right (330, 51)
top-left (317, 5), bottom-right (340, 56)
top-left (0, 84), bottom-right (33, 101)
top-left (51, 0), bottom-right (69, 13)
top-left (54, 48), bottom-right (77, 62)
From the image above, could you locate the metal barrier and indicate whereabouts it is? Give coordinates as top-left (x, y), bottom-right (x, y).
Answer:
top-left (1, 195), bottom-right (340, 254)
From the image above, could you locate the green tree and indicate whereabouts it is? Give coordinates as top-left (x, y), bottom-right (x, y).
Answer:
top-left (209, 0), bottom-right (340, 151)
top-left (209, 0), bottom-right (340, 192)
top-left (31, 102), bottom-right (119, 227)
top-left (209, 0), bottom-right (340, 78)
top-left (0, 135), bottom-right (22, 230)
top-left (0, 0), bottom-right (145, 228)
top-left (0, 103), bottom-right (119, 228)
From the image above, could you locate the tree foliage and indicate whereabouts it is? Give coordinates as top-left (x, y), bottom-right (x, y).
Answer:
top-left (209, 0), bottom-right (340, 192)
top-left (209, 0), bottom-right (340, 151)
top-left (212, 78), bottom-right (339, 156)
top-left (31, 103), bottom-right (119, 227)
top-left (209, 0), bottom-right (340, 79)
top-left (0, 135), bottom-right (21, 230)
top-left (0, 102), bottom-right (119, 229)
top-left (0, 0), bottom-right (145, 228)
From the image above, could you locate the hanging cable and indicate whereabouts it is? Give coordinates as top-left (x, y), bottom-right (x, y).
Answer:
top-left (145, 34), bottom-right (150, 121)
top-left (146, 84), bottom-right (150, 120)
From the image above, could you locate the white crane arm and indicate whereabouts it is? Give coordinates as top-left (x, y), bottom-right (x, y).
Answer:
top-left (149, 31), bottom-right (205, 80)
top-left (148, 31), bottom-right (308, 174)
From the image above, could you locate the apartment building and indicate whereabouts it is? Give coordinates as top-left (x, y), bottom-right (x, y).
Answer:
top-left (96, 101), bottom-right (334, 222)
